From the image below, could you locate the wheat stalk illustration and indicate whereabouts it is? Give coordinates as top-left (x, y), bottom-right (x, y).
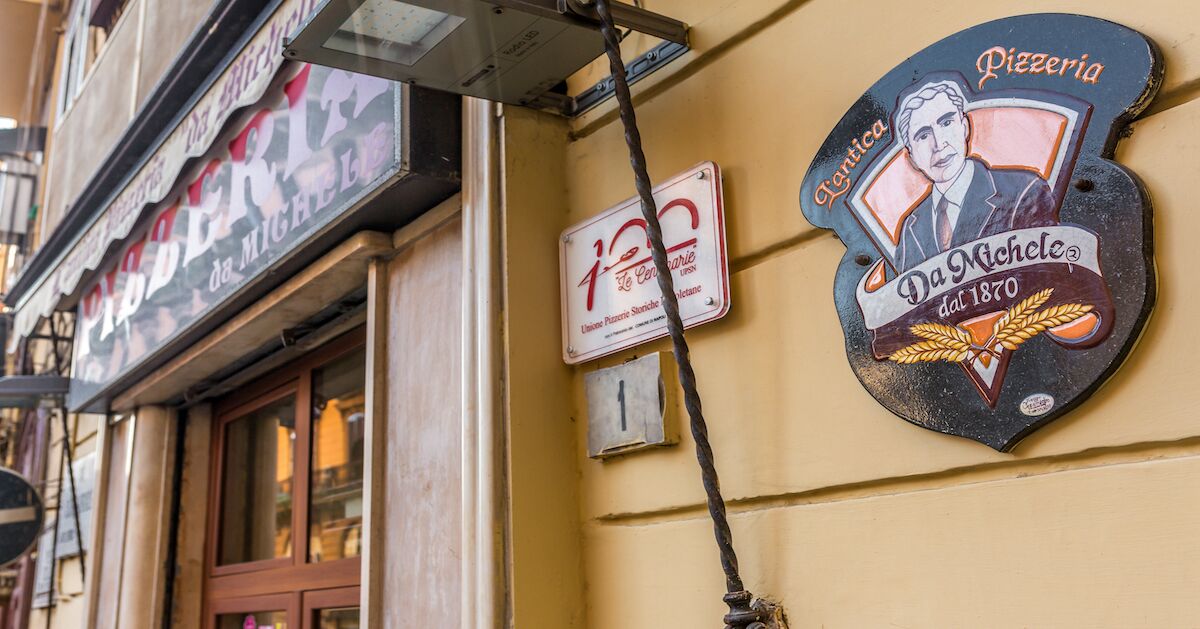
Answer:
top-left (910, 322), bottom-right (972, 347)
top-left (993, 302), bottom-right (1094, 350)
top-left (889, 340), bottom-right (972, 364)
top-left (887, 287), bottom-right (1093, 365)
top-left (992, 288), bottom-right (1054, 341)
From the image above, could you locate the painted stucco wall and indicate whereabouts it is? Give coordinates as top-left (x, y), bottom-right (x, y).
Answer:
top-left (504, 0), bottom-right (1200, 626)
top-left (40, 0), bottom-right (212, 248)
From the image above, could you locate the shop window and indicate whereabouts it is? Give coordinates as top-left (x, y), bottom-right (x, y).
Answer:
top-left (218, 394), bottom-right (296, 565)
top-left (217, 610), bottom-right (287, 629)
top-left (304, 587), bottom-right (361, 629)
top-left (206, 330), bottom-right (365, 627)
top-left (316, 608), bottom-right (360, 629)
top-left (309, 352), bottom-right (366, 563)
top-left (211, 592), bottom-right (294, 629)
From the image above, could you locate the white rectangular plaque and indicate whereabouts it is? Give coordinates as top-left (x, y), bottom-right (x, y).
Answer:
top-left (560, 161), bottom-right (729, 364)
top-left (32, 524), bottom-right (54, 608)
top-left (55, 453), bottom-right (95, 559)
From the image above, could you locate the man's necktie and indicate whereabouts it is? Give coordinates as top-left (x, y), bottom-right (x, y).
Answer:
top-left (935, 196), bottom-right (953, 252)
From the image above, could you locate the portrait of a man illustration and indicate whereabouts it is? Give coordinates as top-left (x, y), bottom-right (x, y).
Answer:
top-left (894, 78), bottom-right (1059, 272)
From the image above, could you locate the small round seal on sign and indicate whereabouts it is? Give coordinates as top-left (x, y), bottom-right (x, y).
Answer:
top-left (1020, 394), bottom-right (1055, 417)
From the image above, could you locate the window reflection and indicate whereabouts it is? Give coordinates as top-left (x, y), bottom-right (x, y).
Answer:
top-left (309, 349), bottom-right (366, 562)
top-left (220, 396), bottom-right (296, 565)
top-left (317, 607), bottom-right (360, 629)
top-left (217, 611), bottom-right (287, 629)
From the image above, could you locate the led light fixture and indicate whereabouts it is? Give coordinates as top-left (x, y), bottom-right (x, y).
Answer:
top-left (284, 0), bottom-right (687, 111)
top-left (323, 1), bottom-right (467, 66)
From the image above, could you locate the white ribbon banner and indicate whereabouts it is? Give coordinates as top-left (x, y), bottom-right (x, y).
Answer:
top-left (857, 225), bottom-right (1103, 330)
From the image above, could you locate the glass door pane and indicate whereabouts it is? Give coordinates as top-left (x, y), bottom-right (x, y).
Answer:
top-left (217, 610), bottom-right (288, 629)
top-left (316, 607), bottom-right (359, 629)
top-left (309, 349), bottom-right (366, 562)
top-left (220, 395), bottom-right (297, 565)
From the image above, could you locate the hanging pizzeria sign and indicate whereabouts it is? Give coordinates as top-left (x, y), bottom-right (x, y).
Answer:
top-left (799, 14), bottom-right (1161, 451)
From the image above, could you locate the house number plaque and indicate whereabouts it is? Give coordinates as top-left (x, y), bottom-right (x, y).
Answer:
top-left (585, 353), bottom-right (679, 458)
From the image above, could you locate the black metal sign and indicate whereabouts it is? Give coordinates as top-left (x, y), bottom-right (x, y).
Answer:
top-left (0, 467), bottom-right (43, 567)
top-left (799, 14), bottom-right (1161, 451)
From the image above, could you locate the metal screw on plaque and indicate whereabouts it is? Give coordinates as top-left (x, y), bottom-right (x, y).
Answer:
top-left (567, 346), bottom-right (576, 355)
top-left (704, 297), bottom-right (715, 305)
top-left (696, 171), bottom-right (707, 180)
top-left (563, 234), bottom-right (572, 244)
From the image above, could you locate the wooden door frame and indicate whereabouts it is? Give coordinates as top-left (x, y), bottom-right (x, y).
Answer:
top-left (301, 586), bottom-right (361, 629)
top-left (203, 329), bottom-right (367, 619)
top-left (208, 379), bottom-right (299, 578)
top-left (207, 591), bottom-right (299, 629)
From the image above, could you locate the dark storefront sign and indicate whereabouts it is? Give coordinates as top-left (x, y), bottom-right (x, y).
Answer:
top-left (66, 0), bottom-right (459, 411)
top-left (0, 468), bottom-right (42, 568)
top-left (799, 14), bottom-right (1160, 451)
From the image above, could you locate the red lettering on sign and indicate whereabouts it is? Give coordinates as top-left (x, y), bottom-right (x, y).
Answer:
top-left (575, 197), bottom-right (702, 312)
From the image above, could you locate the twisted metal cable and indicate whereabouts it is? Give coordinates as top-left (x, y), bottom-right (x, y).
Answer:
top-left (591, 1), bottom-right (764, 626)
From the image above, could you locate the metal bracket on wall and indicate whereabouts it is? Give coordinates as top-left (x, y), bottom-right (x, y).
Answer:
top-left (529, 40), bottom-right (690, 117)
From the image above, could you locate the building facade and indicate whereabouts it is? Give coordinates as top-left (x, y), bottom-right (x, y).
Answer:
top-left (0, 0), bottom-right (1197, 628)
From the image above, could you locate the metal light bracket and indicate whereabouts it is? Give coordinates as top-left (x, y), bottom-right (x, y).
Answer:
top-left (567, 39), bottom-right (688, 115)
top-left (559, 0), bottom-right (686, 44)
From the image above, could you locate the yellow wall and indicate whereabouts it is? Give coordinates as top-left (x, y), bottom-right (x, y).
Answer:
top-left (0, 0), bottom-right (52, 121)
top-left (502, 107), bottom-right (587, 629)
top-left (503, 0), bottom-right (1200, 626)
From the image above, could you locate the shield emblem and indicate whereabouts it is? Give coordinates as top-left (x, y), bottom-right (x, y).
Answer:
top-left (799, 14), bottom-right (1162, 451)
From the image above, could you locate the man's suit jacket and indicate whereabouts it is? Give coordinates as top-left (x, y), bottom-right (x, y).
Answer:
top-left (895, 158), bottom-right (1058, 272)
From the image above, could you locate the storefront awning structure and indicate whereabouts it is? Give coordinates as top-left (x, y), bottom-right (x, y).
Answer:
top-left (0, 376), bottom-right (67, 409)
top-left (1, 0), bottom-right (278, 349)
top-left (0, 127), bottom-right (45, 156)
